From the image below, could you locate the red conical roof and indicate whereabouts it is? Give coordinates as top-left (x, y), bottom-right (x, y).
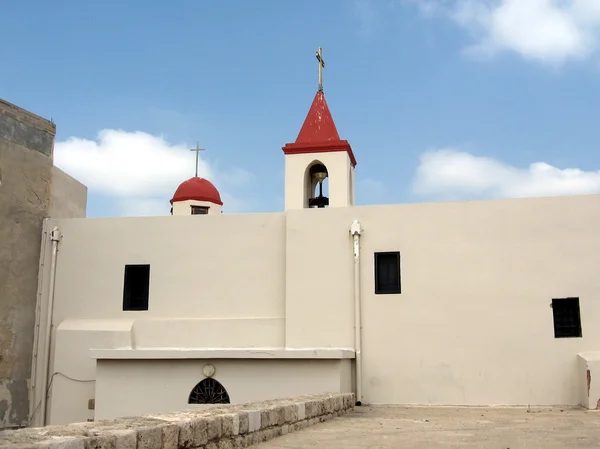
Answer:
top-left (283, 90), bottom-right (357, 166)
top-left (295, 91), bottom-right (341, 143)
top-left (170, 177), bottom-right (223, 205)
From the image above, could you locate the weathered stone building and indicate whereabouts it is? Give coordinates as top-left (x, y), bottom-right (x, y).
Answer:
top-left (0, 99), bottom-right (87, 429)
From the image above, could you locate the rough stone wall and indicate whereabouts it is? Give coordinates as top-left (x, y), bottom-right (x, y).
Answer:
top-left (0, 99), bottom-right (56, 429)
top-left (0, 392), bottom-right (355, 448)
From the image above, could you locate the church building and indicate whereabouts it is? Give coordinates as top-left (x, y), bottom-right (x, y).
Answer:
top-left (23, 49), bottom-right (600, 427)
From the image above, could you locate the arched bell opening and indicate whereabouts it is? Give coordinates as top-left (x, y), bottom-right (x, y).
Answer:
top-left (304, 161), bottom-right (329, 208)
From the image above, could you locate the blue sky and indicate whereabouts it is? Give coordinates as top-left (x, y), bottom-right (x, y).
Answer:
top-left (3, 0), bottom-right (600, 217)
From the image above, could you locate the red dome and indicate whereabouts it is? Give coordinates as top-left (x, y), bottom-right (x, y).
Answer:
top-left (170, 177), bottom-right (223, 205)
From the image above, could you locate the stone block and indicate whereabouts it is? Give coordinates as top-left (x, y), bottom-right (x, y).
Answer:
top-left (161, 424), bottom-right (179, 449)
top-left (283, 404), bottom-right (298, 424)
top-left (191, 418), bottom-right (208, 447)
top-left (112, 430), bottom-right (137, 449)
top-left (217, 439), bottom-right (235, 449)
top-left (206, 416), bottom-right (223, 441)
top-left (281, 424), bottom-right (289, 436)
top-left (137, 427), bottom-right (163, 449)
top-left (232, 414), bottom-right (240, 436)
top-left (259, 407), bottom-right (278, 428)
top-left (175, 420), bottom-right (193, 448)
top-left (247, 411), bottom-right (261, 433)
top-left (304, 401), bottom-right (314, 419)
top-left (205, 442), bottom-right (219, 449)
top-left (231, 436), bottom-right (244, 449)
top-left (333, 396), bottom-right (343, 412)
top-left (293, 420), bottom-right (308, 432)
top-left (38, 437), bottom-right (86, 449)
top-left (240, 434), bottom-right (253, 447)
top-left (324, 397), bottom-right (334, 414)
top-left (82, 433), bottom-right (116, 449)
top-left (297, 403), bottom-right (306, 421)
top-left (274, 406), bottom-right (287, 426)
top-left (237, 411), bottom-right (249, 435)
top-left (221, 414), bottom-right (235, 438)
top-left (260, 428), bottom-right (276, 442)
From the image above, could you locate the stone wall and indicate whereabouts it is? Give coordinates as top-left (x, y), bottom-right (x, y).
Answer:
top-left (0, 392), bottom-right (355, 448)
top-left (0, 99), bottom-right (56, 429)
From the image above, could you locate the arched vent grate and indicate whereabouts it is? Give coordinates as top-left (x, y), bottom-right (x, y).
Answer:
top-left (188, 378), bottom-right (230, 404)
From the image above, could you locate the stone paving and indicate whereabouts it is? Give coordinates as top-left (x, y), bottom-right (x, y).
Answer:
top-left (256, 405), bottom-right (600, 448)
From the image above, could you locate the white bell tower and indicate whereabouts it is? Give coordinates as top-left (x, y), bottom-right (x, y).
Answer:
top-left (282, 48), bottom-right (357, 211)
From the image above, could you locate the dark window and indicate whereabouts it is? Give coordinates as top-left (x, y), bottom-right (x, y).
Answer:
top-left (188, 378), bottom-right (230, 404)
top-left (191, 206), bottom-right (209, 215)
top-left (123, 264), bottom-right (150, 311)
top-left (374, 252), bottom-right (401, 294)
top-left (552, 297), bottom-right (582, 338)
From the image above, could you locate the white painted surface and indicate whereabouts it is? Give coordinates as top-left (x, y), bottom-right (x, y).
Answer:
top-left (94, 359), bottom-right (352, 420)
top-left (34, 193), bottom-right (600, 425)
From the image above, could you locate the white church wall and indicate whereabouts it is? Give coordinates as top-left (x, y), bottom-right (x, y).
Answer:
top-left (285, 208), bottom-right (355, 349)
top-left (93, 359), bottom-right (352, 420)
top-left (35, 191), bottom-right (600, 426)
top-left (285, 193), bottom-right (600, 406)
top-left (49, 213), bottom-right (286, 322)
top-left (38, 212), bottom-right (287, 425)
top-left (48, 319), bottom-right (133, 425)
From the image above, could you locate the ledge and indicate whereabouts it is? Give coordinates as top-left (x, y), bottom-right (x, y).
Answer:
top-left (0, 392), bottom-right (355, 448)
top-left (90, 348), bottom-right (356, 360)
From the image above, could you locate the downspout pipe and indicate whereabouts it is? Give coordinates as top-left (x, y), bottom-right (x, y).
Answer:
top-left (350, 220), bottom-right (363, 406)
top-left (30, 219), bottom-right (50, 424)
top-left (40, 226), bottom-right (61, 426)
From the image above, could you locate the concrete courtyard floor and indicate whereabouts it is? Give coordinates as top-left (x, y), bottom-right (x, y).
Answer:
top-left (257, 405), bottom-right (600, 448)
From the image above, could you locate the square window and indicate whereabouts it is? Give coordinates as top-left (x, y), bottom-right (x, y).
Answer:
top-left (552, 297), bottom-right (582, 338)
top-left (123, 264), bottom-right (150, 311)
top-left (374, 252), bottom-right (401, 295)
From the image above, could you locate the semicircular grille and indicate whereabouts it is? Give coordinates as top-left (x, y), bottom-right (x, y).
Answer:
top-left (188, 378), bottom-right (230, 404)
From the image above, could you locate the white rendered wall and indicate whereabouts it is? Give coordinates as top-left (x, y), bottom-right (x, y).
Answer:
top-left (35, 193), bottom-right (600, 426)
top-left (284, 194), bottom-right (600, 406)
top-left (37, 213), bottom-right (286, 425)
top-left (94, 359), bottom-right (352, 420)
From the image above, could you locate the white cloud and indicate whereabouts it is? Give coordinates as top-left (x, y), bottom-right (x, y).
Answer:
top-left (412, 149), bottom-right (600, 200)
top-left (54, 129), bottom-right (249, 216)
top-left (409, 0), bottom-right (600, 64)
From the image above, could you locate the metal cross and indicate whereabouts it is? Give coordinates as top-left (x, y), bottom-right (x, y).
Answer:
top-left (316, 47), bottom-right (325, 92)
top-left (190, 142), bottom-right (205, 177)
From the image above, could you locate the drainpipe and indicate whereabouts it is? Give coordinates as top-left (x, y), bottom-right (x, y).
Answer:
top-left (30, 220), bottom-right (50, 424)
top-left (350, 220), bottom-right (363, 406)
top-left (40, 226), bottom-right (61, 426)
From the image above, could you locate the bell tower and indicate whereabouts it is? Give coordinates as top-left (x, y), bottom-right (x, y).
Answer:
top-left (282, 48), bottom-right (357, 211)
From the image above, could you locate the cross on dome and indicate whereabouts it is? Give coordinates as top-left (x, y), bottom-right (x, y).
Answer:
top-left (190, 141), bottom-right (205, 178)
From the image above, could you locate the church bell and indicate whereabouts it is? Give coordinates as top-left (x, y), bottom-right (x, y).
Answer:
top-left (308, 163), bottom-right (329, 208)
